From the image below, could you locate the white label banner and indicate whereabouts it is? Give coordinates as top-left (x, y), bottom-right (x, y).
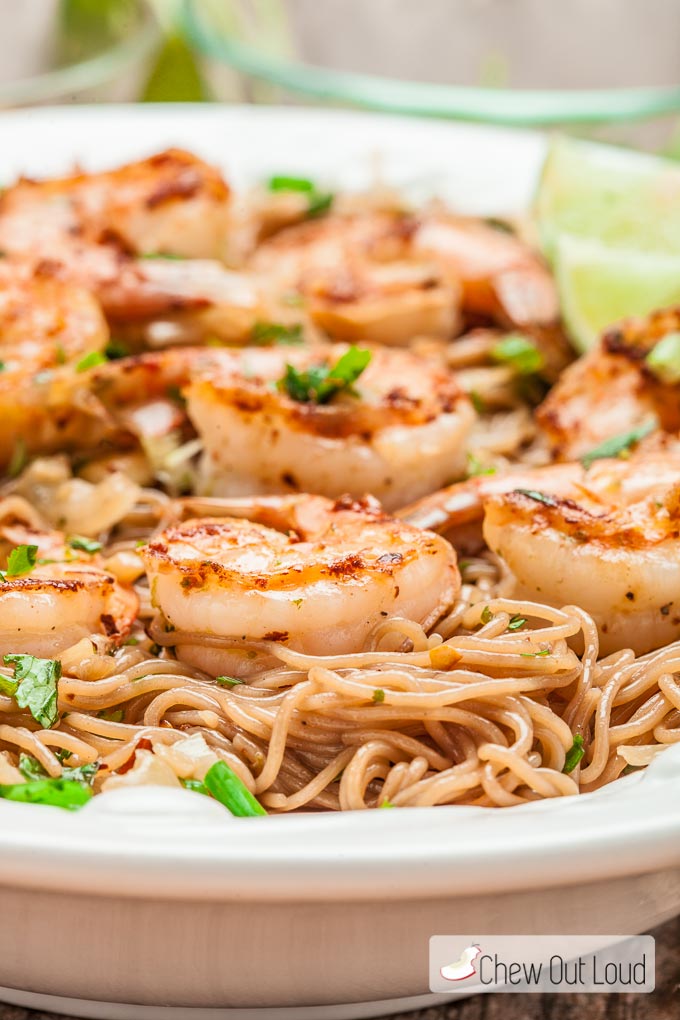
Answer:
top-left (429, 935), bottom-right (655, 994)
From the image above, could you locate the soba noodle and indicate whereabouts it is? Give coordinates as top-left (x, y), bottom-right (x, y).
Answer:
top-left (1, 486), bottom-right (677, 812)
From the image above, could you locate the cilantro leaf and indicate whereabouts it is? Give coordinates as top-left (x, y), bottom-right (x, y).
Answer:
top-left (6, 544), bottom-right (38, 578)
top-left (18, 753), bottom-right (98, 787)
top-left (3, 654), bottom-right (61, 728)
top-left (267, 175), bottom-right (334, 218)
top-left (278, 346), bottom-right (371, 404)
top-left (250, 322), bottom-right (304, 346)
top-left (580, 419), bottom-right (656, 469)
top-left (508, 614), bottom-right (527, 631)
top-left (104, 339), bottom-right (130, 360)
top-left (215, 675), bottom-right (243, 688)
top-left (480, 605), bottom-right (493, 624)
top-left (563, 734), bottom-right (586, 774)
top-left (466, 452), bottom-right (496, 478)
top-left (490, 334), bottom-right (544, 376)
top-left (372, 688), bottom-right (385, 703)
top-left (513, 488), bottom-right (558, 507)
top-left (268, 175), bottom-right (315, 193)
top-left (76, 351), bottom-right (107, 373)
top-left (68, 535), bottom-right (102, 555)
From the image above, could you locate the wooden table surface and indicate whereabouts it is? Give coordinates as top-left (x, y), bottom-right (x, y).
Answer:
top-left (2, 916), bottom-right (678, 1020)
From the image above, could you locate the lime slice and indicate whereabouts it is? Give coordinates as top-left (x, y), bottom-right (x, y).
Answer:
top-left (555, 235), bottom-right (680, 353)
top-left (535, 137), bottom-right (680, 259)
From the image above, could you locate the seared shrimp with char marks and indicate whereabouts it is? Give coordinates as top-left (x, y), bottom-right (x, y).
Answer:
top-left (141, 494), bottom-right (459, 678)
top-left (537, 306), bottom-right (680, 460)
top-left (252, 210), bottom-right (571, 372)
top-left (0, 149), bottom-right (262, 345)
top-left (185, 342), bottom-right (475, 509)
top-left (0, 505), bottom-right (138, 658)
top-left (0, 260), bottom-right (109, 468)
top-left (402, 438), bottom-right (680, 654)
top-left (251, 212), bottom-right (461, 345)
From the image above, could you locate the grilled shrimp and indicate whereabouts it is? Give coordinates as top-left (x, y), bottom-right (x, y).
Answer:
top-left (0, 261), bottom-right (109, 468)
top-left (0, 508), bottom-right (138, 658)
top-left (251, 212), bottom-right (461, 345)
top-left (402, 438), bottom-right (680, 654)
top-left (141, 494), bottom-right (459, 678)
top-left (251, 210), bottom-right (570, 370)
top-left (88, 343), bottom-right (474, 508)
top-left (0, 149), bottom-right (261, 344)
top-left (186, 342), bottom-right (475, 509)
top-left (537, 307), bottom-right (680, 460)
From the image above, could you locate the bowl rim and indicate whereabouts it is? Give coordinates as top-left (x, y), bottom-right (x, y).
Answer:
top-left (0, 102), bottom-right (678, 905)
top-left (182, 0), bottom-right (680, 126)
top-left (0, 1), bottom-right (159, 106)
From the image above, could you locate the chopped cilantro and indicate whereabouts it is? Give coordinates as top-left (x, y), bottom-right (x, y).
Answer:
top-left (68, 535), bottom-right (102, 555)
top-left (104, 339), bottom-right (130, 360)
top-left (1, 654), bottom-right (61, 728)
top-left (215, 675), bottom-right (243, 688)
top-left (18, 754), bottom-right (97, 787)
top-left (6, 544), bottom-right (38, 578)
top-left (580, 419), bottom-right (656, 469)
top-left (514, 489), bottom-right (558, 507)
top-left (508, 614), bottom-right (527, 631)
top-left (491, 334), bottom-right (544, 376)
top-left (250, 321), bottom-right (304, 346)
top-left (469, 390), bottom-right (485, 414)
top-left (55, 344), bottom-right (67, 365)
top-left (520, 647), bottom-right (551, 658)
top-left (266, 174), bottom-right (334, 218)
top-left (139, 251), bottom-right (184, 260)
top-left (372, 688), bottom-right (385, 703)
top-left (97, 708), bottom-right (125, 723)
top-left (466, 452), bottom-right (496, 478)
top-left (76, 351), bottom-right (107, 373)
top-left (268, 175), bottom-right (315, 193)
top-left (379, 798), bottom-right (395, 808)
top-left (278, 346), bottom-right (371, 404)
top-left (480, 605), bottom-right (493, 624)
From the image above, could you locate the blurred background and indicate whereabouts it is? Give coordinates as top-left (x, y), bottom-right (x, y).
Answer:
top-left (3, 0), bottom-right (680, 152)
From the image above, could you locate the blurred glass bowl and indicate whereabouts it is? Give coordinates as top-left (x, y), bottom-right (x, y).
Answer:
top-left (182, 0), bottom-right (680, 138)
top-left (0, 0), bottom-right (159, 107)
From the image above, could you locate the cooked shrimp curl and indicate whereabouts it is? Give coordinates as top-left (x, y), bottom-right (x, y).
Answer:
top-left (0, 149), bottom-right (262, 345)
top-left (142, 495), bottom-right (460, 678)
top-left (537, 306), bottom-right (680, 460)
top-left (0, 261), bottom-right (109, 467)
top-left (402, 438), bottom-right (680, 655)
top-left (0, 513), bottom-right (138, 659)
top-left (188, 342), bottom-right (474, 509)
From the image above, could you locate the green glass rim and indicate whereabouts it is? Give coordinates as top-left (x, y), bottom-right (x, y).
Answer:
top-left (0, 1), bottom-right (159, 107)
top-left (182, 0), bottom-right (680, 126)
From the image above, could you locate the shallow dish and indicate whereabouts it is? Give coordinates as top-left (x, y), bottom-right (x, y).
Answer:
top-left (0, 104), bottom-right (679, 1020)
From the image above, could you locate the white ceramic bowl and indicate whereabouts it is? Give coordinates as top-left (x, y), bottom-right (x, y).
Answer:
top-left (0, 105), bottom-right (679, 1020)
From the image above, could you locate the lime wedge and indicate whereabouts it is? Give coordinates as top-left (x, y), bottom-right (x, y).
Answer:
top-left (555, 235), bottom-right (680, 353)
top-left (535, 137), bottom-right (680, 259)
